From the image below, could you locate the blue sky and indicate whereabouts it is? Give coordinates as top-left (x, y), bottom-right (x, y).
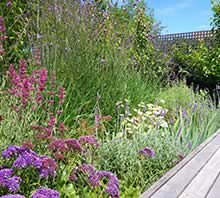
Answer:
top-left (146, 0), bottom-right (213, 34)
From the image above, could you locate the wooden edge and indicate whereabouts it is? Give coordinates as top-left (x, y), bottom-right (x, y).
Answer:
top-left (140, 128), bottom-right (220, 198)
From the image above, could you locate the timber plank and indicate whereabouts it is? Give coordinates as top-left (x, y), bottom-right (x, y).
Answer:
top-left (140, 129), bottom-right (220, 198)
top-left (179, 148), bottom-right (220, 198)
top-left (206, 173), bottom-right (220, 198)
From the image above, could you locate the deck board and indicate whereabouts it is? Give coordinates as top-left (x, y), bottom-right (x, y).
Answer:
top-left (140, 129), bottom-right (220, 198)
top-left (206, 173), bottom-right (220, 198)
top-left (179, 148), bottom-right (220, 198)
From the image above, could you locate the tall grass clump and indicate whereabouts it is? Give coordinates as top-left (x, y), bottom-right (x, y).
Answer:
top-left (29, 0), bottom-right (169, 123)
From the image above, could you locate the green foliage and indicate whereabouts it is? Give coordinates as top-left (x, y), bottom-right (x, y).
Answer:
top-left (157, 82), bottom-right (204, 113)
top-left (96, 129), bottom-right (187, 192)
top-left (0, 1), bottom-right (32, 76)
top-left (211, 0), bottom-right (220, 44)
top-left (172, 42), bottom-right (220, 85)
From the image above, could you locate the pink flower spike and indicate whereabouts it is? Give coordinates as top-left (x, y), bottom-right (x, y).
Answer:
top-left (51, 71), bottom-right (56, 89)
top-left (0, 16), bottom-right (6, 32)
top-left (19, 59), bottom-right (27, 78)
top-left (48, 115), bottom-right (56, 128)
top-left (34, 48), bottom-right (41, 65)
top-left (58, 86), bottom-right (65, 104)
top-left (57, 110), bottom-right (63, 115)
top-left (0, 44), bottom-right (5, 55)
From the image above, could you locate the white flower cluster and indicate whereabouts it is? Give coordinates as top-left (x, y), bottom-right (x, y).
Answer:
top-left (117, 100), bottom-right (168, 137)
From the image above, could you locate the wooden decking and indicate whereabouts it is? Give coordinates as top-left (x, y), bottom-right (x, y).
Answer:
top-left (140, 129), bottom-right (220, 198)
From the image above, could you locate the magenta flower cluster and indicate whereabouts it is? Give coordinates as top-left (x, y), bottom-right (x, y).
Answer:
top-left (48, 135), bottom-right (100, 160)
top-left (139, 147), bottom-right (155, 157)
top-left (7, 61), bottom-right (48, 112)
top-left (2, 145), bottom-right (57, 178)
top-left (7, 61), bottom-right (66, 114)
top-left (48, 138), bottom-right (83, 160)
top-left (0, 168), bottom-right (22, 193)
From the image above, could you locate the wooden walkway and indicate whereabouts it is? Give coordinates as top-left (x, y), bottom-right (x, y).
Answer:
top-left (140, 129), bottom-right (220, 198)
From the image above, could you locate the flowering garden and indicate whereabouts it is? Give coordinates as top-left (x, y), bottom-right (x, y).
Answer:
top-left (0, 0), bottom-right (220, 198)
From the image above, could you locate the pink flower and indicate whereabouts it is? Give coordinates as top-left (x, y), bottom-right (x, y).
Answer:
top-left (0, 16), bottom-right (6, 33)
top-left (58, 122), bottom-right (67, 133)
top-left (58, 87), bottom-right (65, 104)
top-left (0, 44), bottom-right (5, 55)
top-left (57, 110), bottom-right (63, 115)
top-left (48, 115), bottom-right (56, 128)
top-left (0, 35), bottom-right (7, 41)
top-left (34, 48), bottom-right (41, 65)
top-left (51, 71), bottom-right (56, 89)
top-left (18, 60), bottom-right (27, 78)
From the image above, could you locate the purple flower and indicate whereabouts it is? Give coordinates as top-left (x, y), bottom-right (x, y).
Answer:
top-left (79, 135), bottom-right (99, 148)
top-left (88, 171), bottom-right (120, 198)
top-left (48, 139), bottom-right (67, 152)
top-left (79, 164), bottom-right (96, 174)
top-left (188, 141), bottom-right (193, 149)
top-left (6, 0), bottom-right (12, 7)
top-left (192, 103), bottom-right (198, 113)
top-left (3, 145), bottom-right (57, 178)
top-left (0, 195), bottom-right (26, 198)
top-left (31, 187), bottom-right (60, 198)
top-left (2, 145), bottom-right (26, 158)
top-left (65, 139), bottom-right (83, 152)
top-left (182, 110), bottom-right (187, 119)
top-left (176, 126), bottom-right (183, 137)
top-left (13, 150), bottom-right (40, 169)
top-left (39, 156), bottom-right (57, 178)
top-left (139, 147), bottom-right (155, 157)
top-left (69, 164), bottom-right (96, 181)
top-left (0, 169), bottom-right (22, 193)
top-left (2, 176), bottom-right (22, 192)
top-left (0, 168), bottom-right (13, 178)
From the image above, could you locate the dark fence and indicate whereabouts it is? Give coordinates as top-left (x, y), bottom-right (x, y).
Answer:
top-left (156, 30), bottom-right (215, 52)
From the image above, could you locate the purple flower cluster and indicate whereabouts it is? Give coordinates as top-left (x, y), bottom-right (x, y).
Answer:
top-left (79, 135), bottom-right (99, 148)
top-left (2, 145), bottom-right (26, 158)
top-left (69, 163), bottom-right (96, 181)
top-left (88, 171), bottom-right (120, 198)
top-left (2, 145), bottom-right (57, 178)
top-left (0, 168), bottom-right (22, 193)
top-left (0, 195), bottom-right (25, 198)
top-left (139, 147), bottom-right (155, 158)
top-left (39, 156), bottom-right (57, 178)
top-left (31, 187), bottom-right (60, 198)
